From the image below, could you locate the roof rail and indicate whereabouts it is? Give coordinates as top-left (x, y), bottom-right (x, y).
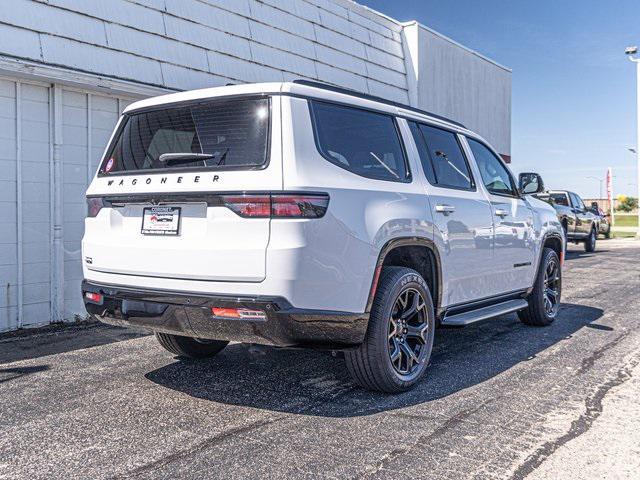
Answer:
top-left (292, 79), bottom-right (466, 129)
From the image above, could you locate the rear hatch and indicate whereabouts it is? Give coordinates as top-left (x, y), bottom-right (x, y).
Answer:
top-left (83, 95), bottom-right (281, 283)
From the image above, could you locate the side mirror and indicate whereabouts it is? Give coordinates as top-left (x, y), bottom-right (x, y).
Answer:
top-left (518, 172), bottom-right (545, 195)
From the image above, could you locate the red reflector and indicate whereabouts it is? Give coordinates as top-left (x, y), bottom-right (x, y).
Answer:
top-left (85, 292), bottom-right (103, 303)
top-left (368, 264), bottom-right (383, 305)
top-left (211, 307), bottom-right (267, 321)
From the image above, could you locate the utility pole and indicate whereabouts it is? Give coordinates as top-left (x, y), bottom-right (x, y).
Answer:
top-left (625, 46), bottom-right (640, 237)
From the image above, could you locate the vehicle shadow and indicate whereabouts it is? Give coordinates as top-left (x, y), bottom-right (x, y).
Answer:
top-left (145, 303), bottom-right (603, 418)
top-left (0, 323), bottom-right (148, 365)
top-left (565, 248), bottom-right (609, 260)
top-left (0, 365), bottom-right (50, 384)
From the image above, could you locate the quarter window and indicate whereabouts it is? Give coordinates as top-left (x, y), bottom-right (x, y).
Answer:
top-left (467, 138), bottom-right (517, 196)
top-left (413, 123), bottom-right (474, 190)
top-left (309, 101), bottom-right (410, 182)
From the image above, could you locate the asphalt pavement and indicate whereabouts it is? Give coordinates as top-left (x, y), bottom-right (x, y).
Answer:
top-left (1, 239), bottom-right (639, 479)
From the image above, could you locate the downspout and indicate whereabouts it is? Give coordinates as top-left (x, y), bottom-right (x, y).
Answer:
top-left (16, 82), bottom-right (23, 328)
top-left (51, 85), bottom-right (64, 323)
top-left (400, 21), bottom-right (420, 108)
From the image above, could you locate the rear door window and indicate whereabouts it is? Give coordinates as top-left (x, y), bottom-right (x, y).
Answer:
top-left (412, 123), bottom-right (474, 190)
top-left (309, 101), bottom-right (410, 182)
top-left (100, 97), bottom-right (270, 174)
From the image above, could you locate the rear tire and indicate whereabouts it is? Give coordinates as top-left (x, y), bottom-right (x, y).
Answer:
top-left (518, 248), bottom-right (562, 327)
top-left (584, 227), bottom-right (597, 252)
top-left (345, 267), bottom-right (435, 393)
top-left (155, 332), bottom-right (229, 359)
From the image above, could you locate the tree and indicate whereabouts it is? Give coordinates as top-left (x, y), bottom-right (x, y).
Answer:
top-left (615, 195), bottom-right (638, 212)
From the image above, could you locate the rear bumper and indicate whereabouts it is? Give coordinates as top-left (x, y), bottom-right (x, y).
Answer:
top-left (82, 280), bottom-right (368, 348)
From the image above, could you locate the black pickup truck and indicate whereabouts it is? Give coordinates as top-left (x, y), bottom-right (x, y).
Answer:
top-left (534, 190), bottom-right (599, 252)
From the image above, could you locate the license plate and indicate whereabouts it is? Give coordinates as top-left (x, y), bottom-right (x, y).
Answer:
top-left (141, 206), bottom-right (181, 235)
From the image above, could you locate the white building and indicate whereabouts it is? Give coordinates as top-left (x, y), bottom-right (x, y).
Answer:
top-left (0, 0), bottom-right (511, 332)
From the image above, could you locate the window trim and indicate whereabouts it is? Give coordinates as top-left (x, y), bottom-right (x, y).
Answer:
top-left (465, 136), bottom-right (520, 198)
top-left (409, 121), bottom-right (477, 192)
top-left (97, 95), bottom-right (272, 177)
top-left (308, 99), bottom-right (412, 184)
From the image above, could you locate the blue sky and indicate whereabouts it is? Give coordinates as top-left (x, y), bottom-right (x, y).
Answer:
top-left (359, 0), bottom-right (639, 198)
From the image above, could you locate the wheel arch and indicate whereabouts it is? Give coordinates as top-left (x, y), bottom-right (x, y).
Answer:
top-left (528, 232), bottom-right (564, 295)
top-left (366, 237), bottom-right (442, 315)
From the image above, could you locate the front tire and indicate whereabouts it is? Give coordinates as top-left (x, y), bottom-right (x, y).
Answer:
top-left (345, 267), bottom-right (435, 393)
top-left (155, 332), bottom-right (229, 359)
top-left (584, 227), bottom-right (597, 252)
top-left (518, 248), bottom-right (562, 326)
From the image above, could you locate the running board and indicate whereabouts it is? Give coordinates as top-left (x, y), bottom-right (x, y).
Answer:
top-left (441, 299), bottom-right (528, 326)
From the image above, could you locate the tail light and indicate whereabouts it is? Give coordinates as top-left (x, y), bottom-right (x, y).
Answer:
top-left (221, 195), bottom-right (271, 218)
top-left (87, 197), bottom-right (105, 218)
top-left (271, 194), bottom-right (329, 218)
top-left (221, 193), bottom-right (329, 218)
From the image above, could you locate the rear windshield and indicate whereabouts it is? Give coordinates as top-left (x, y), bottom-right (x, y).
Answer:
top-left (100, 97), bottom-right (270, 174)
top-left (549, 193), bottom-right (569, 206)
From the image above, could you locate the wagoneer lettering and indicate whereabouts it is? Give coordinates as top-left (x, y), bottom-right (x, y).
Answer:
top-left (82, 81), bottom-right (564, 393)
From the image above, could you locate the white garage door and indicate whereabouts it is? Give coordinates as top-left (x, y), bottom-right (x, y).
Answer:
top-left (0, 76), bottom-right (134, 332)
top-left (61, 89), bottom-right (133, 319)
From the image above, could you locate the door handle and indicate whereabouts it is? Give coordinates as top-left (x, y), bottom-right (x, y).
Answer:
top-left (435, 204), bottom-right (456, 215)
top-left (495, 209), bottom-right (509, 218)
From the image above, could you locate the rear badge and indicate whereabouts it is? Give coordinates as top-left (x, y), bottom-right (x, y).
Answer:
top-left (104, 158), bottom-right (115, 173)
top-left (85, 256), bottom-right (93, 265)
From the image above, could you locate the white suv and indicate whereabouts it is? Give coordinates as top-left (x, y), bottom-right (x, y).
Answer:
top-left (82, 81), bottom-right (564, 393)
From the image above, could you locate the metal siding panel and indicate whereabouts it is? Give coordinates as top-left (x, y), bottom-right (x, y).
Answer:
top-left (0, 0), bottom-right (107, 46)
top-left (249, 43), bottom-right (317, 78)
top-left (165, 0), bottom-right (251, 38)
top-left (0, 23), bottom-right (43, 61)
top-left (40, 36), bottom-right (165, 86)
top-left (249, 21), bottom-right (316, 59)
top-left (206, 51), bottom-right (284, 83)
top-left (41, 0), bottom-right (166, 35)
top-left (248, 0), bottom-right (315, 40)
top-left (160, 63), bottom-right (230, 91)
top-left (104, 24), bottom-right (209, 72)
top-left (164, 15), bottom-right (253, 61)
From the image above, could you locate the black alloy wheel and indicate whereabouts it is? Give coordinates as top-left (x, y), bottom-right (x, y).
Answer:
top-left (542, 257), bottom-right (561, 317)
top-left (387, 288), bottom-right (430, 378)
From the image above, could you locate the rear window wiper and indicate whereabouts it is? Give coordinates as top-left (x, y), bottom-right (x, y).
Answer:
top-left (158, 153), bottom-right (215, 166)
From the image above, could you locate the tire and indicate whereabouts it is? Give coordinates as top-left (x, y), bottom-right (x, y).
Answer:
top-left (345, 267), bottom-right (435, 393)
top-left (584, 227), bottom-right (597, 252)
top-left (604, 226), bottom-right (611, 239)
top-left (155, 332), bottom-right (229, 359)
top-left (518, 248), bottom-right (562, 327)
